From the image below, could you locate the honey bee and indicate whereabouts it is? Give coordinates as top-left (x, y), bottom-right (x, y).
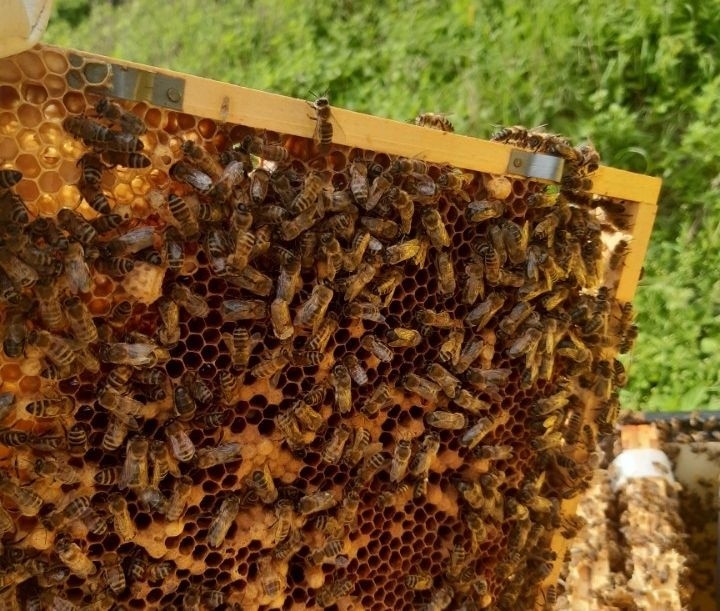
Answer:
top-left (309, 96), bottom-right (333, 154)
top-left (250, 349), bottom-right (290, 381)
top-left (208, 495), bottom-right (240, 548)
top-left (421, 207), bottom-right (451, 248)
top-left (223, 327), bottom-right (258, 369)
top-left (148, 439), bottom-right (176, 487)
top-left (249, 464), bottom-right (278, 504)
top-left (375, 267), bottom-right (404, 306)
top-left (62, 296), bottom-right (98, 345)
top-left (388, 439), bottom-right (412, 483)
top-left (341, 427), bottom-right (370, 467)
top-left (452, 336), bottom-right (483, 374)
top-left (275, 259), bottom-right (302, 303)
top-left (362, 383), bottom-right (393, 416)
top-left (310, 537), bottom-right (348, 567)
top-left (349, 161), bottom-right (369, 208)
top-left (383, 238), bottom-right (421, 265)
top-left (436, 250), bottom-right (456, 295)
top-left (359, 216), bottom-right (399, 240)
top-left (288, 171), bottom-right (324, 215)
top-left (321, 424), bottom-right (352, 464)
top-left (0, 191), bottom-right (29, 228)
top-left (145, 559), bottom-right (174, 583)
top-left (101, 415), bottom-right (131, 452)
top-left (196, 441), bottom-right (243, 469)
top-left (275, 411), bottom-right (305, 452)
top-left (413, 112), bottom-right (454, 132)
top-left (427, 363), bottom-right (461, 398)
top-left (170, 284), bottom-right (209, 317)
top-left (403, 373), bottom-right (441, 403)
top-left (24, 395), bottom-right (73, 418)
top-left (119, 436), bottom-right (149, 491)
top-left (164, 193), bottom-right (200, 241)
top-left (426, 410), bottom-right (467, 430)
top-left (0, 250), bottom-right (38, 288)
top-left (609, 239), bottom-right (631, 270)
top-left (229, 264), bottom-right (274, 296)
top-left (28, 330), bottom-right (75, 368)
top-left (220, 299), bottom-right (270, 334)
top-left (93, 466), bottom-right (122, 487)
top-left (239, 135), bottom-right (289, 163)
top-left (94, 97), bottom-right (146, 135)
top-left (270, 298), bottom-right (294, 340)
top-left (180, 139), bottom-right (221, 180)
top-left (292, 399), bottom-right (324, 432)
top-left (507, 327), bottom-right (543, 359)
top-left (474, 444), bottom-right (513, 460)
top-left (210, 160), bottom-right (247, 203)
top-left (458, 417), bottom-right (493, 449)
top-left (466, 367), bottom-right (512, 393)
top-left (416, 308), bottom-right (460, 329)
top-left (315, 578), bottom-right (353, 607)
top-left (298, 490), bottom-right (337, 516)
top-left (405, 572), bottom-right (433, 590)
top-left (163, 226), bottom-right (185, 274)
top-left (165, 420), bottom-right (196, 462)
top-left (164, 475), bottom-right (193, 522)
top-left (294, 283), bottom-right (333, 331)
top-left (531, 431), bottom-right (563, 452)
top-left (0, 475), bottom-right (43, 518)
top-left (343, 261), bottom-right (377, 302)
top-left (0, 168), bottom-right (22, 189)
top-left (272, 527), bottom-right (303, 560)
top-left (101, 151), bottom-right (151, 167)
top-left (366, 172), bottom-right (393, 211)
top-left (359, 333), bottom-right (393, 362)
top-left (169, 160), bottom-right (213, 194)
top-left (498, 302), bottom-right (533, 336)
top-left (465, 511), bottom-right (487, 554)
top-left (55, 534), bottom-right (96, 578)
top-left (409, 432), bottom-right (440, 477)
top-left (63, 115), bottom-right (112, 144)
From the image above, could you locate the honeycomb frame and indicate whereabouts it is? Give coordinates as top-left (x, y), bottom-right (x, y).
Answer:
top-left (0, 44), bottom-right (660, 610)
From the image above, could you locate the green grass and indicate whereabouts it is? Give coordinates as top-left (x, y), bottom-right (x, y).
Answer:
top-left (45, 0), bottom-right (720, 411)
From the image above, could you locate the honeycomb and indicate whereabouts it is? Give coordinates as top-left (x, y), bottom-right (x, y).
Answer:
top-left (0, 46), bottom-right (636, 610)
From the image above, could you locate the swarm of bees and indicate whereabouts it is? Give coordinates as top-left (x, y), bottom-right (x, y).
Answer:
top-left (0, 47), bottom-right (640, 611)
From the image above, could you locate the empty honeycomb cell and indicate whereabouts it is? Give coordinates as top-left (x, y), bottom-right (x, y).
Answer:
top-left (38, 170), bottom-right (64, 193)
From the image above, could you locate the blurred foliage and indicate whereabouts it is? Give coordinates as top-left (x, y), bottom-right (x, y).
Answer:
top-left (45, 0), bottom-right (720, 411)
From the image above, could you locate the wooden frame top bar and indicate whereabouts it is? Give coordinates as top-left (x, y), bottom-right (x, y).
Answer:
top-left (57, 46), bottom-right (661, 207)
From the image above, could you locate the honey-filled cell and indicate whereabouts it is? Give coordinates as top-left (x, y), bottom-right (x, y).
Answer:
top-left (0, 45), bottom-right (635, 611)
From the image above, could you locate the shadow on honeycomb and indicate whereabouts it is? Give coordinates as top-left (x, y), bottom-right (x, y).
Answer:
top-left (0, 47), bottom-right (635, 610)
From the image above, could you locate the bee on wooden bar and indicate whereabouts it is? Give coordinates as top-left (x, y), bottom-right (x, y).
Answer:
top-left (414, 112), bottom-right (454, 132)
top-left (309, 96), bottom-right (333, 154)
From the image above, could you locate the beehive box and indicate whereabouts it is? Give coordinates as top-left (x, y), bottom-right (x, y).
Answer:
top-left (0, 45), bottom-right (660, 610)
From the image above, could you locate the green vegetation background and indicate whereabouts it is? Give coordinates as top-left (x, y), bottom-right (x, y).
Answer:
top-left (45, 0), bottom-right (720, 412)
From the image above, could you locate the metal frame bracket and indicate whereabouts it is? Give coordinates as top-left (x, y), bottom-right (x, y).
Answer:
top-left (507, 149), bottom-right (564, 183)
top-left (67, 54), bottom-right (185, 110)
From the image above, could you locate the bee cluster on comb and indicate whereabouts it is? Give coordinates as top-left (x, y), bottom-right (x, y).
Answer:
top-left (0, 47), bottom-right (637, 610)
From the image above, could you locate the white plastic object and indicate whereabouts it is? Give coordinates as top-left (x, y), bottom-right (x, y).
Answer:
top-left (609, 448), bottom-right (675, 492)
top-left (0, 0), bottom-right (54, 59)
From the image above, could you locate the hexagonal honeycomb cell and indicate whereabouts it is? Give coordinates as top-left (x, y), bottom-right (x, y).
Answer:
top-left (0, 46), bottom-right (636, 610)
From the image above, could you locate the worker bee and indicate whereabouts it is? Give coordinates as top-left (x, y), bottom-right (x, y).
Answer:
top-left (63, 296), bottom-right (98, 345)
top-left (95, 97), bottom-right (146, 135)
top-left (384, 238), bottom-right (421, 265)
top-left (315, 578), bottom-right (353, 607)
top-left (0, 475), bottom-right (42, 515)
top-left (342, 261), bottom-right (377, 302)
top-left (359, 216), bottom-right (399, 241)
top-left (230, 264), bottom-right (274, 297)
top-left (239, 134), bottom-right (289, 163)
top-left (54, 534), bottom-right (96, 578)
top-left (56, 208), bottom-right (98, 246)
top-left (24, 395), bottom-right (73, 419)
top-left (288, 171), bottom-right (324, 215)
top-left (292, 399), bottom-right (324, 432)
top-left (250, 349), bottom-right (290, 381)
top-left (0, 191), bottom-right (29, 228)
top-left (275, 411), bottom-right (306, 452)
top-left (275, 259), bottom-right (301, 304)
top-left (309, 96), bottom-right (333, 154)
top-left (196, 441), bottom-right (243, 469)
top-left (414, 112), bottom-right (454, 132)
top-left (321, 424), bottom-right (352, 464)
top-left (161, 476), bottom-right (193, 523)
top-left (403, 373), bottom-right (441, 403)
top-left (531, 431), bottom-right (563, 452)
top-left (409, 432), bottom-right (440, 477)
top-left (63, 115), bottom-right (113, 144)
top-left (101, 150), bottom-right (151, 167)
top-left (208, 495), bottom-right (240, 548)
top-left (500, 219), bottom-right (528, 264)
top-left (165, 193), bottom-right (200, 241)
top-left (349, 161), bottom-right (369, 208)
top-left (0, 168), bottom-right (22, 189)
top-left (163, 225), bottom-right (185, 274)
top-left (360, 333), bottom-right (393, 362)
top-left (365, 171), bottom-right (393, 211)
top-left (507, 327), bottom-right (543, 360)
top-left (249, 464), bottom-right (278, 504)
top-left (421, 207), bottom-right (451, 248)
top-left (223, 327), bottom-right (259, 369)
top-left (27, 330), bottom-right (75, 368)
top-left (452, 336), bottom-right (483, 374)
top-left (416, 308), bottom-right (460, 329)
top-left (362, 382), bottom-right (393, 416)
top-left (375, 267), bottom-right (404, 306)
top-left (389, 439), bottom-right (412, 483)
top-left (426, 410), bottom-right (467, 430)
top-left (465, 511), bottom-right (487, 553)
top-left (295, 283), bottom-right (333, 331)
top-left (119, 436), bottom-right (149, 491)
top-left (330, 364), bottom-right (352, 414)
top-left (180, 139), bottom-right (221, 180)
top-left (609, 239), bottom-right (631, 270)
top-left (210, 160), bottom-right (247, 203)
top-left (339, 354), bottom-right (367, 386)
top-left (474, 444), bottom-right (513, 461)
top-left (270, 298), bottom-right (294, 340)
top-left (170, 283), bottom-right (209, 318)
top-left (169, 160), bottom-right (213, 194)
top-left (437, 329), bottom-right (463, 368)
top-left (0, 249), bottom-right (38, 289)
top-left (32, 283), bottom-right (65, 334)
top-left (459, 417), bottom-right (493, 449)
top-left (342, 427), bottom-right (371, 467)
top-left (298, 490), bottom-right (336, 516)
top-left (405, 572), bottom-right (433, 591)
top-left (436, 250), bottom-right (456, 295)
top-left (310, 537), bottom-right (347, 567)
top-left (427, 363), bottom-right (461, 398)
top-left (467, 367), bottom-right (512, 392)
top-left (498, 302), bottom-right (533, 337)
top-left (165, 420), bottom-right (196, 462)
top-left (466, 199), bottom-right (504, 223)
top-left (476, 243), bottom-right (500, 284)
